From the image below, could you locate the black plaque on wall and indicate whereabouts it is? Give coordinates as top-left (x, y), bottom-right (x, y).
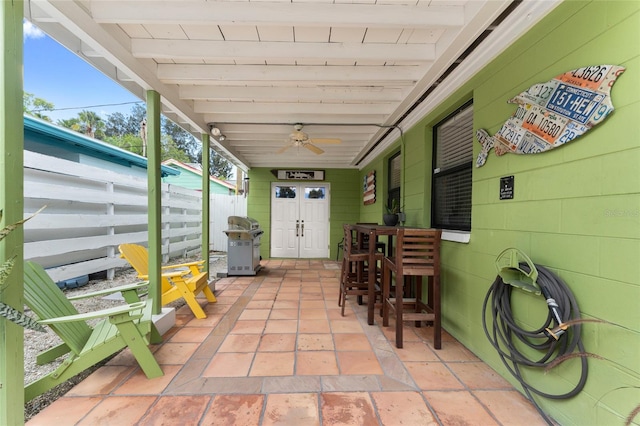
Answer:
top-left (500, 175), bottom-right (514, 200)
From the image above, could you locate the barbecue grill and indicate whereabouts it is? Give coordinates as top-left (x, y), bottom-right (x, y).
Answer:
top-left (223, 216), bottom-right (263, 276)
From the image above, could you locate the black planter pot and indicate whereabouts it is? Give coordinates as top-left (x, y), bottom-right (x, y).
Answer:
top-left (383, 214), bottom-right (398, 226)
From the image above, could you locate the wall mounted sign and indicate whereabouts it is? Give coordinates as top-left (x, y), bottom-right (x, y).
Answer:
top-left (500, 176), bottom-right (514, 200)
top-left (273, 170), bottom-right (325, 180)
top-left (363, 170), bottom-right (376, 205)
top-left (476, 65), bottom-right (625, 167)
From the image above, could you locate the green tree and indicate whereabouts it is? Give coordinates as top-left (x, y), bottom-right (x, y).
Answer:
top-left (198, 148), bottom-right (233, 179)
top-left (56, 117), bottom-right (81, 132)
top-left (104, 112), bottom-right (128, 137)
top-left (163, 119), bottom-right (199, 160)
top-left (102, 106), bottom-right (233, 177)
top-left (104, 133), bottom-right (144, 156)
top-left (77, 110), bottom-right (106, 139)
top-left (23, 92), bottom-right (54, 122)
top-left (162, 135), bottom-right (191, 163)
top-left (126, 104), bottom-right (147, 136)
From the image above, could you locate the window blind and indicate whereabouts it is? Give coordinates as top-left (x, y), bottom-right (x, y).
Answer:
top-left (389, 154), bottom-right (401, 190)
top-left (432, 102), bottom-right (473, 231)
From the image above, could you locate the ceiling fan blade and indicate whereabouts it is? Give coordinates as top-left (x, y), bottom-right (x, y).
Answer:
top-left (304, 143), bottom-right (324, 155)
top-left (309, 138), bottom-right (341, 144)
top-left (276, 144), bottom-right (292, 154)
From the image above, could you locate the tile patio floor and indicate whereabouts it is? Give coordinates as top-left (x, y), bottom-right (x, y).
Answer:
top-left (28, 259), bottom-right (547, 425)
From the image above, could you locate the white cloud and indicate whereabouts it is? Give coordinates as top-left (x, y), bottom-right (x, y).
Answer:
top-left (23, 20), bottom-right (45, 40)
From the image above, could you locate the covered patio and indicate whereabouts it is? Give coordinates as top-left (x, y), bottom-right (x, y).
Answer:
top-left (27, 260), bottom-right (545, 425)
top-left (3, 1), bottom-right (639, 424)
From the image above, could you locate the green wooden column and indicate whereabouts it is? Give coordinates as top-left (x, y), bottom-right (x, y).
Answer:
top-left (201, 134), bottom-right (210, 276)
top-left (0, 1), bottom-right (25, 424)
top-left (146, 90), bottom-right (162, 314)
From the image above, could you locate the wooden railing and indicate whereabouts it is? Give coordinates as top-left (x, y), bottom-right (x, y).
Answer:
top-left (23, 151), bottom-right (245, 283)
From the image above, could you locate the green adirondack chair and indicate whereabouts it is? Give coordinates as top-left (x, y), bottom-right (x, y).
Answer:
top-left (23, 261), bottom-right (164, 401)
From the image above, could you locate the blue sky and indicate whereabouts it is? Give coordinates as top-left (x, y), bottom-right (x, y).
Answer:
top-left (23, 21), bottom-right (143, 123)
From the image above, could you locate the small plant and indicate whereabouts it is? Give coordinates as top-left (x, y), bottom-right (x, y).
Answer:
top-left (385, 199), bottom-right (400, 215)
top-left (0, 206), bottom-right (46, 332)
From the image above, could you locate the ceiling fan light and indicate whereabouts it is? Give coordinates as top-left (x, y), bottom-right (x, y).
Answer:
top-left (210, 126), bottom-right (221, 137)
top-left (218, 134), bottom-right (226, 141)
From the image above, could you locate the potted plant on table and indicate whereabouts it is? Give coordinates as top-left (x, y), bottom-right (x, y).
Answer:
top-left (383, 199), bottom-right (400, 226)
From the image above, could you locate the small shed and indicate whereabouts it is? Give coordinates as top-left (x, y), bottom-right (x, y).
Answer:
top-left (161, 158), bottom-right (236, 194)
top-left (24, 115), bottom-right (179, 178)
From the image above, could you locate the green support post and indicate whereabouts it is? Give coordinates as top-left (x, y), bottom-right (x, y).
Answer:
top-left (0, 1), bottom-right (25, 424)
top-left (201, 134), bottom-right (210, 276)
top-left (146, 91), bottom-right (162, 314)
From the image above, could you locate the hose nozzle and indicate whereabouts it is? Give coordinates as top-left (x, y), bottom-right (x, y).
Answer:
top-left (545, 323), bottom-right (568, 340)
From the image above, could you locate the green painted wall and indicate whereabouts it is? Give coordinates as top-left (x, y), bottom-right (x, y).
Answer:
top-left (246, 168), bottom-right (361, 260)
top-left (358, 1), bottom-right (639, 425)
top-left (245, 3), bottom-right (639, 424)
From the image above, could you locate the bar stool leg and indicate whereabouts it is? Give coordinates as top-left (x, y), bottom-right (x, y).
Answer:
top-left (433, 275), bottom-right (441, 349)
top-left (382, 264), bottom-right (390, 327)
top-left (415, 276), bottom-right (422, 328)
top-left (395, 271), bottom-right (404, 349)
top-left (338, 256), bottom-right (346, 307)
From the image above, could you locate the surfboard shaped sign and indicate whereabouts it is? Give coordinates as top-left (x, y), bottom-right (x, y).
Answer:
top-left (476, 65), bottom-right (625, 167)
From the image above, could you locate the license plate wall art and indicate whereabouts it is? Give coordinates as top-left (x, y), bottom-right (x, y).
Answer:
top-left (476, 65), bottom-right (625, 167)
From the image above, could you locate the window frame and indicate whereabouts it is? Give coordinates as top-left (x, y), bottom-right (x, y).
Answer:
top-left (387, 151), bottom-right (401, 212)
top-left (431, 100), bottom-right (474, 232)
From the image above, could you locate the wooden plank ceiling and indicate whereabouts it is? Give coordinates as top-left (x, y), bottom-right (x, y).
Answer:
top-left (24, 0), bottom-right (554, 171)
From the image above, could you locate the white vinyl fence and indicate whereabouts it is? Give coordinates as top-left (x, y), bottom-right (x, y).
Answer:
top-left (23, 151), bottom-right (245, 283)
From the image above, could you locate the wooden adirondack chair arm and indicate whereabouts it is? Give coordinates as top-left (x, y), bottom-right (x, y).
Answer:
top-left (138, 270), bottom-right (190, 281)
top-left (161, 260), bottom-right (204, 270)
top-left (66, 281), bottom-right (149, 301)
top-left (37, 302), bottom-right (147, 325)
top-left (160, 265), bottom-right (200, 275)
top-left (162, 260), bottom-right (205, 275)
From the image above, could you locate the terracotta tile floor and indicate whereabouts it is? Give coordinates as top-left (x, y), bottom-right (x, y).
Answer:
top-left (28, 260), bottom-right (547, 425)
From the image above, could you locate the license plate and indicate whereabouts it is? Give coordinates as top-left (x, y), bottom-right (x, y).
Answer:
top-left (546, 83), bottom-right (604, 124)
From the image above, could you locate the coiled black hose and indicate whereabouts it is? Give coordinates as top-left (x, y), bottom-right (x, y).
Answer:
top-left (482, 263), bottom-right (588, 425)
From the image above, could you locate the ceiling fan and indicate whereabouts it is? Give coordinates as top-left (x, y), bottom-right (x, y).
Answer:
top-left (277, 124), bottom-right (341, 155)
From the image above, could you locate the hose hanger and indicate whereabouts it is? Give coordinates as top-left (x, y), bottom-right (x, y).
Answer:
top-left (495, 248), bottom-right (567, 340)
top-left (484, 248), bottom-right (588, 425)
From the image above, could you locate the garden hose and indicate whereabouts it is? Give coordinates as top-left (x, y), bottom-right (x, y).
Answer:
top-left (482, 249), bottom-right (588, 425)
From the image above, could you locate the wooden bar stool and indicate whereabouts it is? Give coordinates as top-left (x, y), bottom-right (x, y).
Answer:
top-left (336, 222), bottom-right (385, 260)
top-left (382, 228), bottom-right (442, 349)
top-left (338, 224), bottom-right (382, 316)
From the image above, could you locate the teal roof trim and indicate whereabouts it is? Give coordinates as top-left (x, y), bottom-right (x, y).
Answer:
top-left (24, 115), bottom-right (180, 177)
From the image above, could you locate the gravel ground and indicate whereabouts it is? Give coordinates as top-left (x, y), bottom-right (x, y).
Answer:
top-left (23, 254), bottom-right (227, 421)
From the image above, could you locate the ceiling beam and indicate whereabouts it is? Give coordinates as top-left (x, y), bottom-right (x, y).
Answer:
top-left (132, 40), bottom-right (435, 62)
top-left (217, 124), bottom-right (382, 134)
top-left (179, 85), bottom-right (406, 102)
top-left (91, 1), bottom-right (464, 29)
top-left (204, 113), bottom-right (388, 125)
top-left (158, 64), bottom-right (424, 83)
top-left (223, 133), bottom-right (371, 142)
top-left (194, 101), bottom-right (394, 115)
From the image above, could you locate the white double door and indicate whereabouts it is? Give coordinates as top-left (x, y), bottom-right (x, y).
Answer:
top-left (270, 182), bottom-right (330, 258)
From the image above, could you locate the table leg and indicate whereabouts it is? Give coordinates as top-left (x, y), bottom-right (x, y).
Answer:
top-left (367, 229), bottom-right (376, 325)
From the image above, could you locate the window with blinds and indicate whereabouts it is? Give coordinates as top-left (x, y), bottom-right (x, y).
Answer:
top-left (432, 101), bottom-right (473, 231)
top-left (388, 152), bottom-right (401, 210)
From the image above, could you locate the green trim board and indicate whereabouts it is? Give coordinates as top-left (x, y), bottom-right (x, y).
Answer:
top-left (0, 1), bottom-right (25, 423)
top-left (146, 90), bottom-right (162, 314)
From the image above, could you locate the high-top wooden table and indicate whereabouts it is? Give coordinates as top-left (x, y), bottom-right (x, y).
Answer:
top-left (350, 224), bottom-right (404, 325)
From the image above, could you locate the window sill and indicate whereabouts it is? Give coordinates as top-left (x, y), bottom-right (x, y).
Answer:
top-left (441, 230), bottom-right (470, 244)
